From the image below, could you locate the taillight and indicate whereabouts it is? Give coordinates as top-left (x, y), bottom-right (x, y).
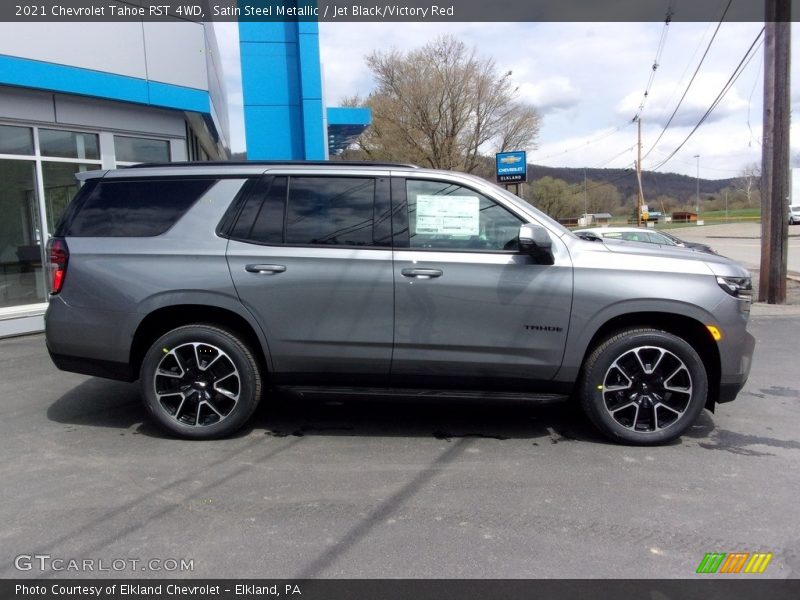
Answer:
top-left (47, 238), bottom-right (69, 294)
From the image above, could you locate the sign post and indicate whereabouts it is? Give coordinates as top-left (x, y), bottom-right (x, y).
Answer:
top-left (496, 150), bottom-right (527, 197)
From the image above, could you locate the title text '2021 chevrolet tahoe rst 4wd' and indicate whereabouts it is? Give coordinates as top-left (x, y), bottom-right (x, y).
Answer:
top-left (45, 162), bottom-right (755, 445)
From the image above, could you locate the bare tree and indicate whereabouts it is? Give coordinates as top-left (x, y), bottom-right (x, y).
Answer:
top-left (353, 35), bottom-right (541, 173)
top-left (738, 162), bottom-right (761, 206)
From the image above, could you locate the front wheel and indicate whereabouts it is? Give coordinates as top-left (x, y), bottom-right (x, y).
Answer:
top-left (579, 328), bottom-right (708, 445)
top-left (140, 324), bottom-right (263, 439)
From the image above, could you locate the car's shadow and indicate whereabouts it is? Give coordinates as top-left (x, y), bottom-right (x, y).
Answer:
top-left (46, 378), bottom-right (164, 436)
top-left (47, 377), bottom-right (717, 445)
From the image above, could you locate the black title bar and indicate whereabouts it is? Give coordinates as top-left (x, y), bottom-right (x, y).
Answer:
top-left (4, 579), bottom-right (800, 600)
top-left (1, 0), bottom-right (797, 22)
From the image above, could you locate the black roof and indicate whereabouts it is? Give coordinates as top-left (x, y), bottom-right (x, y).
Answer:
top-left (126, 160), bottom-right (419, 169)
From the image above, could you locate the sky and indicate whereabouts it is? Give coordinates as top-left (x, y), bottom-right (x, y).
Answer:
top-left (214, 21), bottom-right (799, 180)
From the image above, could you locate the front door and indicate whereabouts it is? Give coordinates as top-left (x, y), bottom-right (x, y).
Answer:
top-left (391, 177), bottom-right (573, 389)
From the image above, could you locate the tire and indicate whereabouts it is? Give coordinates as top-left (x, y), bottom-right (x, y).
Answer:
top-left (140, 324), bottom-right (263, 439)
top-left (579, 328), bottom-right (708, 445)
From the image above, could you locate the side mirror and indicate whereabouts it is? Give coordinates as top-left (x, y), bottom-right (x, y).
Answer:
top-left (518, 224), bottom-right (554, 264)
top-left (576, 231), bottom-right (601, 242)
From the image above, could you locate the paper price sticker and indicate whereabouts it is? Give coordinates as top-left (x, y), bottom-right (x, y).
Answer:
top-left (416, 195), bottom-right (480, 236)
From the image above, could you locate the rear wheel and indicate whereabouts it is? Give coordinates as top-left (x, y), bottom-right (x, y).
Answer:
top-left (140, 324), bottom-right (262, 439)
top-left (579, 328), bottom-right (707, 445)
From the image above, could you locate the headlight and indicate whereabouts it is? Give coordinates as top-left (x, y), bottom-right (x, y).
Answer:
top-left (717, 276), bottom-right (753, 303)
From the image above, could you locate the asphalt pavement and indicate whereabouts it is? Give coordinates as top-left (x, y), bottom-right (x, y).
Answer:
top-left (1, 316), bottom-right (799, 579)
top-left (670, 222), bottom-right (800, 279)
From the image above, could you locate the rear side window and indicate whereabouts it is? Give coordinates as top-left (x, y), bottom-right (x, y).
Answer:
top-left (230, 176), bottom-right (287, 244)
top-left (229, 175), bottom-right (381, 247)
top-left (59, 178), bottom-right (217, 237)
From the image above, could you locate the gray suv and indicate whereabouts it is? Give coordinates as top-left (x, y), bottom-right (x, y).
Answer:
top-left (45, 161), bottom-right (755, 445)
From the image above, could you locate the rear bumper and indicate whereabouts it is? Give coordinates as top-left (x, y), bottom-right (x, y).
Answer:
top-left (45, 295), bottom-right (136, 380)
top-left (48, 350), bottom-right (136, 382)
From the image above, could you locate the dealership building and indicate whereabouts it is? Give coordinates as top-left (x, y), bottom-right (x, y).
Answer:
top-left (0, 15), bottom-right (370, 337)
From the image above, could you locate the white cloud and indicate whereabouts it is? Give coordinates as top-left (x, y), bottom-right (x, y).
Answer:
top-left (216, 21), bottom-right (800, 177)
top-left (518, 77), bottom-right (581, 113)
top-left (617, 75), bottom-right (750, 128)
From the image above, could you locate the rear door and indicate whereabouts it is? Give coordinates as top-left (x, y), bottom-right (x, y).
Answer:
top-left (390, 175), bottom-right (573, 388)
top-left (226, 170), bottom-right (395, 384)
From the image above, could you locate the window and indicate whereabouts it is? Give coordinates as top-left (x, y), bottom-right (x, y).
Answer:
top-left (406, 180), bottom-right (522, 251)
top-left (39, 129), bottom-right (99, 160)
top-left (0, 159), bottom-right (45, 308)
top-left (186, 126), bottom-right (210, 162)
top-left (114, 136), bottom-right (170, 163)
top-left (618, 231), bottom-right (650, 243)
top-left (0, 125), bottom-right (34, 156)
top-left (231, 177), bottom-right (287, 244)
top-left (285, 177), bottom-right (376, 246)
top-left (229, 176), bottom-right (383, 247)
top-left (649, 232), bottom-right (676, 245)
top-left (42, 162), bottom-right (97, 232)
top-left (59, 178), bottom-right (216, 237)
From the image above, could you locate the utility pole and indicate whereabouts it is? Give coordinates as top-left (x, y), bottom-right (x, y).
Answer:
top-left (759, 0), bottom-right (791, 304)
top-left (636, 117), bottom-right (644, 227)
top-left (694, 154), bottom-right (700, 216)
top-left (583, 168), bottom-right (588, 226)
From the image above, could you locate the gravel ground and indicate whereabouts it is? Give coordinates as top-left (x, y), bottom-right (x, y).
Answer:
top-left (750, 270), bottom-right (800, 305)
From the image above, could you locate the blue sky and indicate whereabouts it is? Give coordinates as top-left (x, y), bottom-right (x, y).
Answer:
top-left (215, 21), bottom-right (799, 180)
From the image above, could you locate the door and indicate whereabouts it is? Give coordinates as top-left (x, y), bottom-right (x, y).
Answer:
top-left (391, 177), bottom-right (573, 388)
top-left (226, 173), bottom-right (395, 384)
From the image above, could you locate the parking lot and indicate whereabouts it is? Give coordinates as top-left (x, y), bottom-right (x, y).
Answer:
top-left (1, 222), bottom-right (799, 580)
top-left (672, 221), bottom-right (800, 278)
top-left (1, 302), bottom-right (799, 579)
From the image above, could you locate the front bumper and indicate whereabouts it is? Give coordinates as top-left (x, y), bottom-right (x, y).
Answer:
top-left (717, 328), bottom-right (756, 404)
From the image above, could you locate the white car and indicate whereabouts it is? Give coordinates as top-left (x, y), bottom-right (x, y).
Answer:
top-left (574, 227), bottom-right (716, 254)
top-left (789, 206), bottom-right (800, 225)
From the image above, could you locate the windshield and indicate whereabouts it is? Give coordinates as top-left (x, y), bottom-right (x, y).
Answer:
top-left (652, 232), bottom-right (678, 245)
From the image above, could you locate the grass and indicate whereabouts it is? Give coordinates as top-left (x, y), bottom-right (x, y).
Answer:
top-left (603, 208), bottom-right (761, 229)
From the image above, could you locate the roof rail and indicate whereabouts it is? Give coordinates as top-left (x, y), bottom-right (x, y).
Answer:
top-left (125, 160), bottom-right (420, 169)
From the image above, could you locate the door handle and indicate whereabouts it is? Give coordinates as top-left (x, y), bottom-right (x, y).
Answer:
top-left (245, 264), bottom-right (286, 274)
top-left (401, 268), bottom-right (443, 279)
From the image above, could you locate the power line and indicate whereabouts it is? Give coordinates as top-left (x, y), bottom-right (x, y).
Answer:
top-left (530, 7), bottom-right (671, 169)
top-left (746, 46), bottom-right (764, 148)
top-left (594, 144), bottom-right (637, 169)
top-left (529, 121), bottom-right (633, 163)
top-left (565, 165), bottom-right (637, 197)
top-left (632, 3), bottom-right (674, 122)
top-left (649, 28), bottom-right (765, 172)
top-left (661, 21), bottom-right (714, 112)
top-left (646, 149), bottom-right (748, 173)
top-left (641, 0), bottom-right (733, 161)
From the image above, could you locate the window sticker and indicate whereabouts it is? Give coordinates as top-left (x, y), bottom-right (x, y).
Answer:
top-left (415, 195), bottom-right (480, 236)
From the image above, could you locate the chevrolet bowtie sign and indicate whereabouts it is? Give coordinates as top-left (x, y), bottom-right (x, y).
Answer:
top-left (496, 151), bottom-right (527, 184)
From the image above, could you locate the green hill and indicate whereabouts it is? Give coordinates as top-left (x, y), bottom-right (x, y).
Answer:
top-left (526, 165), bottom-right (739, 203)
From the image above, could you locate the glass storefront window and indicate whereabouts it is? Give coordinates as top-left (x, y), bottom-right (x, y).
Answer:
top-left (0, 159), bottom-right (45, 308)
top-left (0, 124), bottom-right (34, 156)
top-left (0, 124), bottom-right (179, 319)
top-left (39, 129), bottom-right (100, 160)
top-left (42, 162), bottom-right (96, 232)
top-left (114, 136), bottom-right (170, 163)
